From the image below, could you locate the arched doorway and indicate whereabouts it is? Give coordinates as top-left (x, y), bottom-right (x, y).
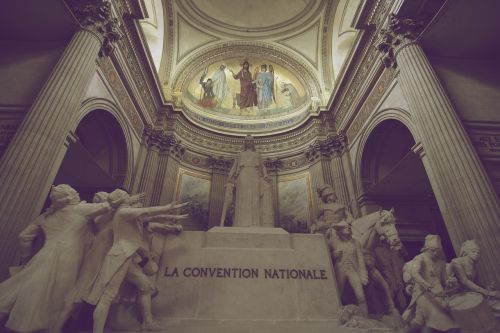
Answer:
top-left (358, 119), bottom-right (454, 259)
top-left (53, 109), bottom-right (128, 202)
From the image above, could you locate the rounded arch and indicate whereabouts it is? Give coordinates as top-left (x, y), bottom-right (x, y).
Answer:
top-left (352, 108), bottom-right (455, 260)
top-left (72, 98), bottom-right (136, 189)
top-left (354, 107), bottom-right (418, 196)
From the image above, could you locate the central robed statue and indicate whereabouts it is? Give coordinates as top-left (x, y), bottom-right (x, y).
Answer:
top-left (220, 135), bottom-right (274, 227)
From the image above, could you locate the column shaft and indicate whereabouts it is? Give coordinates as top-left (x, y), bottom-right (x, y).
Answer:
top-left (159, 158), bottom-right (180, 204)
top-left (208, 172), bottom-right (227, 228)
top-left (396, 41), bottom-right (500, 284)
top-left (150, 153), bottom-right (169, 206)
top-left (331, 156), bottom-right (351, 209)
top-left (0, 29), bottom-right (102, 275)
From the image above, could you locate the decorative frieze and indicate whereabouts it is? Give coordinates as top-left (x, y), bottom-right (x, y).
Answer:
top-left (346, 67), bottom-right (396, 141)
top-left (98, 57), bottom-right (144, 135)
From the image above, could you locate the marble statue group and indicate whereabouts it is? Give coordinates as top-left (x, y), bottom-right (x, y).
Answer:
top-left (311, 183), bottom-right (500, 333)
top-left (0, 138), bottom-right (499, 333)
top-left (0, 185), bottom-right (189, 333)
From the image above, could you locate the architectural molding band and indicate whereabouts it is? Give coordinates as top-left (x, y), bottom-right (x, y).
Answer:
top-left (0, 27), bottom-right (104, 277)
top-left (387, 16), bottom-right (500, 285)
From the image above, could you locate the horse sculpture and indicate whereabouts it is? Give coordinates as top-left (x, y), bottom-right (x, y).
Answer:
top-left (325, 208), bottom-right (401, 251)
top-left (325, 208), bottom-right (406, 315)
top-left (352, 208), bottom-right (401, 250)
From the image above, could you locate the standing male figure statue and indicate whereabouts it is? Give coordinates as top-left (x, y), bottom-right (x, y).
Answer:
top-left (81, 189), bottom-right (188, 333)
top-left (328, 220), bottom-right (369, 316)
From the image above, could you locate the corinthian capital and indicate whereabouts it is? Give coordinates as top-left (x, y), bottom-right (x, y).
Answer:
top-left (69, 0), bottom-right (122, 57)
top-left (376, 14), bottom-right (423, 68)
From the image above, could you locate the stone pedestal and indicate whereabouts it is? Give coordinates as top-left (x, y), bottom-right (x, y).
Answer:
top-left (108, 227), bottom-right (343, 331)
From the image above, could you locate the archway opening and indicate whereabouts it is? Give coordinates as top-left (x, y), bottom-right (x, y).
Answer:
top-left (53, 109), bottom-right (128, 202)
top-left (359, 119), bottom-right (454, 260)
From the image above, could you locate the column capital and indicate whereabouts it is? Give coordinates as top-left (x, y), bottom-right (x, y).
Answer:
top-left (207, 156), bottom-right (233, 173)
top-left (263, 158), bottom-right (283, 173)
top-left (304, 132), bottom-right (347, 162)
top-left (143, 124), bottom-right (183, 157)
top-left (68, 0), bottom-right (122, 57)
top-left (376, 14), bottom-right (423, 68)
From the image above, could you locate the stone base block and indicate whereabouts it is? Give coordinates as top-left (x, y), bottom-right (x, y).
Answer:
top-left (108, 227), bottom-right (342, 330)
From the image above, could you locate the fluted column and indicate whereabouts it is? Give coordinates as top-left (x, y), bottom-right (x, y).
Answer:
top-left (320, 156), bottom-right (334, 186)
top-left (379, 14), bottom-right (500, 284)
top-left (159, 157), bottom-right (180, 205)
top-left (150, 152), bottom-right (169, 206)
top-left (207, 156), bottom-right (232, 228)
top-left (309, 161), bottom-right (325, 218)
top-left (137, 125), bottom-right (184, 206)
top-left (137, 147), bottom-right (160, 205)
top-left (0, 1), bottom-right (121, 276)
top-left (331, 156), bottom-right (350, 209)
top-left (263, 158), bottom-right (282, 228)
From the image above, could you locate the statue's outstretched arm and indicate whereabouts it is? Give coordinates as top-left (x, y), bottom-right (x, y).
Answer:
top-left (120, 201), bottom-right (190, 221)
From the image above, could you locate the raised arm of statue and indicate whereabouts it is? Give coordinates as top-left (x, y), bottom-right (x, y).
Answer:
top-left (120, 201), bottom-right (190, 221)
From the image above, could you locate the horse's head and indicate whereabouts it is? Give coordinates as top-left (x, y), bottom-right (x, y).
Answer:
top-left (375, 208), bottom-right (402, 250)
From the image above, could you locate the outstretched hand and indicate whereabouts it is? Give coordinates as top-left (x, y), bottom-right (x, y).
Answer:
top-left (128, 193), bottom-right (145, 205)
top-left (169, 201), bottom-right (191, 210)
top-left (171, 213), bottom-right (189, 221)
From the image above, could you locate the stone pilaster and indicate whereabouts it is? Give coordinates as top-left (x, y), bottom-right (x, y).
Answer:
top-left (320, 156), bottom-right (333, 187)
top-left (305, 133), bottom-right (351, 215)
top-left (0, 0), bottom-right (121, 276)
top-left (263, 158), bottom-right (283, 227)
top-left (379, 14), bottom-right (500, 284)
top-left (137, 125), bottom-right (182, 206)
top-left (150, 152), bottom-right (169, 206)
top-left (332, 155), bottom-right (350, 209)
top-left (159, 156), bottom-right (180, 205)
top-left (207, 156), bottom-right (232, 228)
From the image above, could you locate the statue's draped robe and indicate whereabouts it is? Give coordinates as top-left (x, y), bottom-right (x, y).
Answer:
top-left (229, 150), bottom-right (273, 227)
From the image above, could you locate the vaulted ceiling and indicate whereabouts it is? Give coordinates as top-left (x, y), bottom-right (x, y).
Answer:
top-left (140, 0), bottom-right (362, 135)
